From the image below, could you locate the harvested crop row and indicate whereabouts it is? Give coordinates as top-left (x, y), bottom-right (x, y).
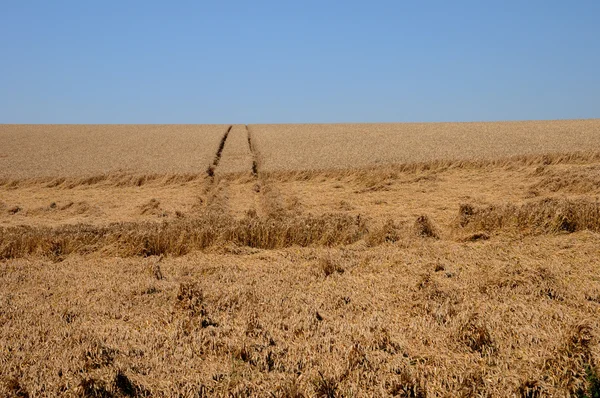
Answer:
top-left (0, 213), bottom-right (368, 259)
top-left (0, 171), bottom-right (205, 189)
top-left (3, 197), bottom-right (600, 259)
top-left (457, 198), bottom-right (600, 234)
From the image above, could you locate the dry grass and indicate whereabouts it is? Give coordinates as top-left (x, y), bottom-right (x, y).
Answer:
top-left (2, 121), bottom-right (600, 396)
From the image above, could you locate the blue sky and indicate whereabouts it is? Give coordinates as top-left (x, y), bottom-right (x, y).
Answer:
top-left (1, 1), bottom-right (598, 123)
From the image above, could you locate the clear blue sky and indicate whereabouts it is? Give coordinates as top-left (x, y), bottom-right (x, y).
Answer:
top-left (1, 1), bottom-right (598, 123)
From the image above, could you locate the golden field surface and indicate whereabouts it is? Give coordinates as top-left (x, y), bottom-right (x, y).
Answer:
top-left (251, 120), bottom-right (600, 171)
top-left (0, 125), bottom-right (229, 179)
top-left (1, 120), bottom-right (600, 397)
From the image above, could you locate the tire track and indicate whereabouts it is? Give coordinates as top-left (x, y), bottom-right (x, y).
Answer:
top-left (207, 125), bottom-right (233, 178)
top-left (202, 125), bottom-right (232, 212)
top-left (246, 124), bottom-right (259, 178)
top-left (202, 124), bottom-right (297, 218)
top-left (246, 124), bottom-right (267, 216)
top-left (246, 125), bottom-right (292, 218)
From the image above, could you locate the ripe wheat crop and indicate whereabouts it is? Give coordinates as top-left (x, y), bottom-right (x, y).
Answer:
top-left (251, 119), bottom-right (600, 171)
top-left (1, 120), bottom-right (600, 397)
top-left (0, 124), bottom-right (229, 179)
top-left (216, 125), bottom-right (255, 175)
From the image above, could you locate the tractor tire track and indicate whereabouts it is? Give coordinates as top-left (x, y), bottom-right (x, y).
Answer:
top-left (246, 125), bottom-right (292, 218)
top-left (246, 124), bottom-right (266, 216)
top-left (201, 124), bottom-right (299, 219)
top-left (202, 125), bottom-right (232, 212)
top-left (206, 125), bottom-right (233, 178)
top-left (246, 124), bottom-right (259, 178)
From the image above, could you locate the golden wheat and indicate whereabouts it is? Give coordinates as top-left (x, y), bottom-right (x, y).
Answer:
top-left (457, 198), bottom-right (600, 234)
top-left (216, 125), bottom-right (254, 175)
top-left (1, 121), bottom-right (600, 396)
top-left (251, 119), bottom-right (600, 171)
top-left (1, 236), bottom-right (598, 396)
top-left (0, 124), bottom-right (229, 178)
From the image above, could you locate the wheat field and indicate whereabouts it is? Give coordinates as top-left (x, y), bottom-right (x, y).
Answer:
top-left (0, 125), bottom-right (229, 179)
top-left (216, 125), bottom-right (255, 175)
top-left (1, 120), bottom-right (600, 397)
top-left (251, 120), bottom-right (600, 171)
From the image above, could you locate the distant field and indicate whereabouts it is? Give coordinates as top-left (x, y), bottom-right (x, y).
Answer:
top-left (2, 120), bottom-right (599, 179)
top-left (251, 119), bottom-right (600, 171)
top-left (0, 124), bottom-right (229, 179)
